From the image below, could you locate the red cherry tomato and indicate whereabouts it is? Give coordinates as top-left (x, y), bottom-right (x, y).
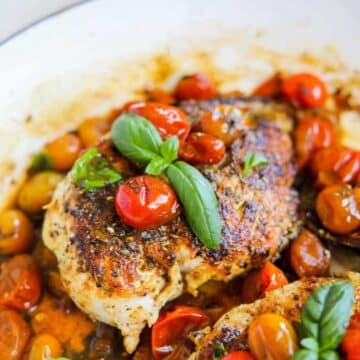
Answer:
top-left (125, 101), bottom-right (190, 141)
top-left (115, 176), bottom-right (180, 230)
top-left (282, 73), bottom-right (328, 108)
top-left (242, 262), bottom-right (288, 303)
top-left (294, 117), bottom-right (335, 168)
top-left (341, 313), bottom-right (360, 360)
top-left (309, 146), bottom-right (360, 187)
top-left (316, 185), bottom-right (360, 234)
top-left (252, 74), bottom-right (282, 98)
top-left (0, 254), bottom-right (43, 311)
top-left (174, 73), bottom-right (217, 100)
top-left (151, 305), bottom-right (210, 360)
top-left (222, 352), bottom-right (256, 360)
top-left (179, 132), bottom-right (226, 165)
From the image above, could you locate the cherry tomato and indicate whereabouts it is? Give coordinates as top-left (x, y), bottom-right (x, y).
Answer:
top-left (222, 352), bottom-right (255, 360)
top-left (289, 229), bottom-right (330, 277)
top-left (193, 105), bottom-right (243, 145)
top-left (179, 132), bottom-right (225, 165)
top-left (45, 133), bottom-right (82, 171)
top-left (316, 185), bottom-right (360, 234)
top-left (17, 171), bottom-right (64, 214)
top-left (147, 88), bottom-right (175, 104)
top-left (0, 308), bottom-right (31, 360)
top-left (0, 254), bottom-right (43, 311)
top-left (252, 74), bottom-right (282, 98)
top-left (125, 101), bottom-right (190, 141)
top-left (28, 333), bottom-right (63, 360)
top-left (78, 116), bottom-right (114, 148)
top-left (241, 262), bottom-right (288, 304)
top-left (0, 209), bottom-right (35, 255)
top-left (115, 176), bottom-right (180, 230)
top-left (151, 305), bottom-right (210, 360)
top-left (341, 313), bottom-right (360, 360)
top-left (174, 73), bottom-right (217, 100)
top-left (309, 146), bottom-right (360, 187)
top-left (248, 313), bottom-right (298, 360)
top-left (281, 72), bottom-right (328, 108)
top-left (294, 117), bottom-right (335, 168)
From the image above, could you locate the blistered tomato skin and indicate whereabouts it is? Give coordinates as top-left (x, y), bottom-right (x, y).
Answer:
top-left (281, 73), bottom-right (328, 108)
top-left (125, 101), bottom-right (190, 141)
top-left (290, 229), bottom-right (330, 277)
top-left (115, 176), bottom-right (180, 230)
top-left (316, 184), bottom-right (360, 234)
top-left (0, 209), bottom-right (35, 255)
top-left (248, 313), bottom-right (298, 360)
top-left (0, 254), bottom-right (43, 311)
top-left (179, 132), bottom-right (226, 165)
top-left (0, 308), bottom-right (31, 360)
top-left (174, 73), bottom-right (217, 100)
top-left (151, 305), bottom-right (210, 360)
top-left (294, 117), bottom-right (335, 168)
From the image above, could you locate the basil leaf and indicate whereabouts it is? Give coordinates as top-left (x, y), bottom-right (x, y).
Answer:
top-left (145, 157), bottom-right (170, 176)
top-left (299, 282), bottom-right (354, 351)
top-left (111, 113), bottom-right (162, 164)
top-left (71, 148), bottom-right (122, 190)
top-left (213, 341), bottom-right (227, 360)
top-left (319, 351), bottom-right (339, 360)
top-left (292, 349), bottom-right (318, 360)
top-left (160, 136), bottom-right (179, 163)
top-left (166, 161), bottom-right (221, 249)
top-left (243, 152), bottom-right (269, 176)
top-left (30, 152), bottom-right (53, 172)
top-left (300, 338), bottom-right (318, 351)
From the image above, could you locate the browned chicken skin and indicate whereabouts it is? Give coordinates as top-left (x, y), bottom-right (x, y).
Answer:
top-left (43, 97), bottom-right (299, 353)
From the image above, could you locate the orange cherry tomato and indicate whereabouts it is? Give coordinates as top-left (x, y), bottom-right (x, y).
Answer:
top-left (179, 132), bottom-right (226, 165)
top-left (174, 73), bottom-right (217, 100)
top-left (193, 105), bottom-right (243, 145)
top-left (28, 333), bottom-right (63, 360)
top-left (281, 72), bottom-right (328, 108)
top-left (241, 262), bottom-right (288, 304)
top-left (309, 146), bottom-right (360, 187)
top-left (248, 313), bottom-right (298, 360)
top-left (147, 88), bottom-right (175, 104)
top-left (0, 209), bottom-right (35, 255)
top-left (0, 308), bottom-right (31, 360)
top-left (294, 117), bottom-right (335, 168)
top-left (0, 254), bottom-right (43, 311)
top-left (45, 133), bottom-right (83, 171)
top-left (151, 305), bottom-right (210, 360)
top-left (115, 176), bottom-right (180, 230)
top-left (252, 74), bottom-right (282, 98)
top-left (222, 352), bottom-right (255, 360)
top-left (341, 313), bottom-right (360, 360)
top-left (125, 101), bottom-right (190, 141)
top-left (289, 229), bottom-right (330, 277)
top-left (78, 116), bottom-right (114, 148)
top-left (316, 184), bottom-right (360, 234)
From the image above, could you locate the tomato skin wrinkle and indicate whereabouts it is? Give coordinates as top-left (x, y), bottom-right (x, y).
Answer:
top-left (115, 175), bottom-right (180, 230)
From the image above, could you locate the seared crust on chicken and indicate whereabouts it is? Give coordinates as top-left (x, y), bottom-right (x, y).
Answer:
top-left (43, 97), bottom-right (299, 353)
top-left (190, 273), bottom-right (360, 359)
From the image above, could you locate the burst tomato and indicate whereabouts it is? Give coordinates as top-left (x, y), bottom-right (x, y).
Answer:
top-left (174, 73), bottom-right (217, 100)
top-left (281, 72), bottom-right (328, 108)
top-left (151, 305), bottom-right (210, 360)
top-left (125, 101), bottom-right (190, 141)
top-left (179, 132), bottom-right (225, 165)
top-left (115, 176), bottom-right (180, 230)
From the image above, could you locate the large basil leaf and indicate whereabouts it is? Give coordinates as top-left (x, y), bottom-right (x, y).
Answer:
top-left (166, 161), bottom-right (221, 249)
top-left (71, 148), bottom-right (122, 190)
top-left (111, 113), bottom-right (162, 164)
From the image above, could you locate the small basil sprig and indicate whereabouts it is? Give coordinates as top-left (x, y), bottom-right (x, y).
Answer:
top-left (71, 148), bottom-right (122, 190)
top-left (111, 114), bottom-right (222, 249)
top-left (243, 152), bottom-right (269, 176)
top-left (292, 282), bottom-right (354, 360)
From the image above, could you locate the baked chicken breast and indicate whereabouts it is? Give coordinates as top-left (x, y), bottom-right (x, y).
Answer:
top-left (190, 272), bottom-right (360, 359)
top-left (43, 97), bottom-right (299, 353)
